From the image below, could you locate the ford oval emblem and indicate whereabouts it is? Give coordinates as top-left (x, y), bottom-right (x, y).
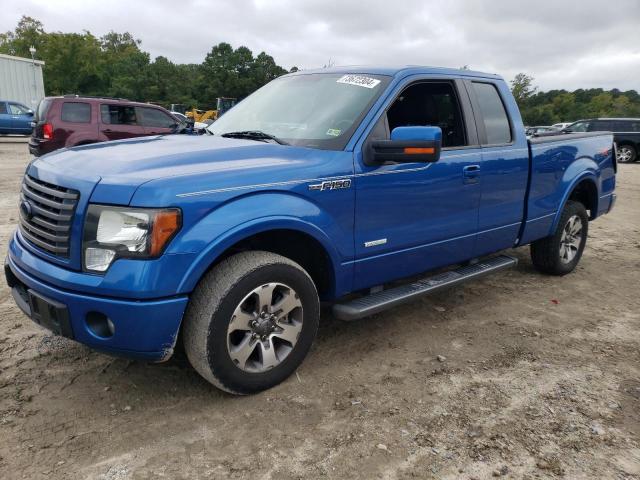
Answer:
top-left (20, 200), bottom-right (33, 219)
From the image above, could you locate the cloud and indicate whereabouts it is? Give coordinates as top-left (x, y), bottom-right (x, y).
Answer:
top-left (3, 0), bottom-right (639, 91)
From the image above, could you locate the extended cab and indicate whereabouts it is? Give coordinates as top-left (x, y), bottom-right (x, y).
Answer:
top-left (5, 67), bottom-right (616, 394)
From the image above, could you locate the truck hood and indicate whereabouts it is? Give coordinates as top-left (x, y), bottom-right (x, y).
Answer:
top-left (30, 135), bottom-right (343, 205)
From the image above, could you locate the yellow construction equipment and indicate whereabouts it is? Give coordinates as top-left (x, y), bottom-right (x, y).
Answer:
top-left (185, 97), bottom-right (237, 123)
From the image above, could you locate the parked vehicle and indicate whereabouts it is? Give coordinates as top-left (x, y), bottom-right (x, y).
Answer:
top-left (28, 96), bottom-right (183, 156)
top-left (0, 100), bottom-right (34, 134)
top-left (170, 111), bottom-right (188, 122)
top-left (5, 67), bottom-right (616, 394)
top-left (552, 122), bottom-right (572, 130)
top-left (563, 118), bottom-right (640, 163)
top-left (186, 97), bottom-right (237, 124)
top-left (525, 125), bottom-right (559, 136)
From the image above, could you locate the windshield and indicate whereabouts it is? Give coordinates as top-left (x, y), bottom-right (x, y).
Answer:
top-left (207, 73), bottom-right (391, 149)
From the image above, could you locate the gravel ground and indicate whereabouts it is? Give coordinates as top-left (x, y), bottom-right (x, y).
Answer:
top-left (0, 140), bottom-right (638, 479)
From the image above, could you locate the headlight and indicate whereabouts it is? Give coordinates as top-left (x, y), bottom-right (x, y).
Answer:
top-left (83, 205), bottom-right (181, 272)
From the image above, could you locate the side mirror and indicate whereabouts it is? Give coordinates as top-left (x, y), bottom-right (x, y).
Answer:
top-left (26, 109), bottom-right (34, 116)
top-left (368, 126), bottom-right (442, 164)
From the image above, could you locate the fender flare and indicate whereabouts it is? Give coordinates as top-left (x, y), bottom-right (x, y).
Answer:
top-left (176, 215), bottom-right (345, 296)
top-left (549, 170), bottom-right (599, 234)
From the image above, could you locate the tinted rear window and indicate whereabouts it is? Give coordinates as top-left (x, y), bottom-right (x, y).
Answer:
top-left (61, 102), bottom-right (91, 123)
top-left (0, 103), bottom-right (6, 114)
top-left (613, 120), bottom-right (640, 132)
top-left (472, 82), bottom-right (512, 145)
top-left (589, 121), bottom-right (612, 131)
top-left (100, 105), bottom-right (138, 125)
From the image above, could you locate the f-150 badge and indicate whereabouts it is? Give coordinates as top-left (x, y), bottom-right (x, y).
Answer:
top-left (308, 179), bottom-right (352, 191)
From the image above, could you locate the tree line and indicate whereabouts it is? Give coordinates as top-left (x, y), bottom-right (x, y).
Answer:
top-left (0, 16), bottom-right (293, 110)
top-left (3, 17), bottom-right (639, 122)
top-left (510, 73), bottom-right (640, 126)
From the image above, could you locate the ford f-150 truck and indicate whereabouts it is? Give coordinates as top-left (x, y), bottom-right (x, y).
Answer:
top-left (5, 67), bottom-right (617, 394)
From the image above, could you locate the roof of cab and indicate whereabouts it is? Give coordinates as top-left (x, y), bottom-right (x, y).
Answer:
top-left (287, 65), bottom-right (502, 80)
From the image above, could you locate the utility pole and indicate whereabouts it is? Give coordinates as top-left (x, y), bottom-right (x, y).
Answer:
top-left (29, 46), bottom-right (37, 109)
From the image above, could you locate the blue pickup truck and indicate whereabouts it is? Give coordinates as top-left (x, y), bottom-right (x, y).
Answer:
top-left (5, 67), bottom-right (616, 394)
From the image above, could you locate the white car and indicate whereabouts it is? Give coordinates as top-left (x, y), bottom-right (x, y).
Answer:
top-left (171, 111), bottom-right (208, 132)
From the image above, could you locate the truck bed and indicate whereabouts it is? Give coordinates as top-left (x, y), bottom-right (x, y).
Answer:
top-left (518, 131), bottom-right (616, 246)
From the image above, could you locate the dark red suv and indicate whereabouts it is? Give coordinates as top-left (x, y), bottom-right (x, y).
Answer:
top-left (29, 96), bottom-right (181, 156)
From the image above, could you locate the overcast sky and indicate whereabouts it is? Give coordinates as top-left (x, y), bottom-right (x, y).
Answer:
top-left (3, 0), bottom-right (640, 91)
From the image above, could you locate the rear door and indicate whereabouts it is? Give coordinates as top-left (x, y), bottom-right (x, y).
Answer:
top-left (589, 120), bottom-right (612, 132)
top-left (137, 107), bottom-right (177, 135)
top-left (99, 104), bottom-right (145, 140)
top-left (465, 80), bottom-right (530, 256)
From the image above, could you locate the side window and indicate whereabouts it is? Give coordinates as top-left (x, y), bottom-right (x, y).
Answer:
top-left (471, 82), bottom-right (512, 145)
top-left (0, 103), bottom-right (7, 114)
top-left (9, 103), bottom-right (30, 115)
top-left (386, 82), bottom-right (467, 148)
top-left (589, 121), bottom-right (611, 132)
top-left (569, 121), bottom-right (589, 132)
top-left (61, 102), bottom-right (91, 123)
top-left (139, 107), bottom-right (176, 128)
top-left (612, 121), bottom-right (625, 132)
top-left (630, 122), bottom-right (640, 132)
top-left (100, 105), bottom-right (138, 125)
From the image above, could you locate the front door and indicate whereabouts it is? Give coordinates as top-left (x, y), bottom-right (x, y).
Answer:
top-left (353, 78), bottom-right (482, 290)
top-left (8, 103), bottom-right (34, 133)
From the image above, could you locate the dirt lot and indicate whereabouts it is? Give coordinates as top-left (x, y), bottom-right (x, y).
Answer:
top-left (0, 140), bottom-right (638, 480)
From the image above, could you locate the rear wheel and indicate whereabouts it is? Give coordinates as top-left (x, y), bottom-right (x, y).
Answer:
top-left (183, 251), bottom-right (319, 394)
top-left (530, 200), bottom-right (589, 275)
top-left (617, 144), bottom-right (636, 163)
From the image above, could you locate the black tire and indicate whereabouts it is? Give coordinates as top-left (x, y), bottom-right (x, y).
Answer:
top-left (530, 200), bottom-right (589, 275)
top-left (616, 144), bottom-right (637, 163)
top-left (183, 251), bottom-right (319, 395)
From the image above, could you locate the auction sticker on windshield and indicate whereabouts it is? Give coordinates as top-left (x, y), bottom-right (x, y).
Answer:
top-left (336, 75), bottom-right (381, 89)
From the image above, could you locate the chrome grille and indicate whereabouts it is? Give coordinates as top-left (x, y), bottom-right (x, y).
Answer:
top-left (19, 175), bottom-right (79, 257)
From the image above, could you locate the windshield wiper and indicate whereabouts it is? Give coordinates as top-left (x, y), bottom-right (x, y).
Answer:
top-left (220, 130), bottom-right (289, 145)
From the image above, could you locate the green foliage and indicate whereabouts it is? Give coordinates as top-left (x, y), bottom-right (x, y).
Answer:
top-left (0, 15), bottom-right (289, 110)
top-left (511, 73), bottom-right (640, 125)
top-left (510, 73), bottom-right (537, 105)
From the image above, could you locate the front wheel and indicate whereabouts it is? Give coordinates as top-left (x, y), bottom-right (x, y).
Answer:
top-left (530, 200), bottom-right (589, 275)
top-left (183, 251), bottom-right (319, 394)
top-left (616, 144), bottom-right (637, 163)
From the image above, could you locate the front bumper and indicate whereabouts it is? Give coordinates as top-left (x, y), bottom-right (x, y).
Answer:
top-left (5, 253), bottom-right (189, 362)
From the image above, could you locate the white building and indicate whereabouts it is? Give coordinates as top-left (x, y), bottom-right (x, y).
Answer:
top-left (0, 53), bottom-right (45, 109)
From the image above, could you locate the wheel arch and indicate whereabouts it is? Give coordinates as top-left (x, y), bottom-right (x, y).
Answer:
top-left (177, 218), bottom-right (345, 300)
top-left (551, 173), bottom-right (599, 233)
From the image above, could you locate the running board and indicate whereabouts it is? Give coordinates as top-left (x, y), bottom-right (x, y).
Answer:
top-left (332, 255), bottom-right (517, 321)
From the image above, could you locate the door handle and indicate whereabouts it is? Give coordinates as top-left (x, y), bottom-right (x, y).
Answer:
top-left (463, 165), bottom-right (480, 184)
top-left (103, 129), bottom-right (113, 133)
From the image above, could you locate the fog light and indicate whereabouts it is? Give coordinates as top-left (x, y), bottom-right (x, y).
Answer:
top-left (85, 247), bottom-right (116, 272)
top-left (86, 311), bottom-right (115, 338)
